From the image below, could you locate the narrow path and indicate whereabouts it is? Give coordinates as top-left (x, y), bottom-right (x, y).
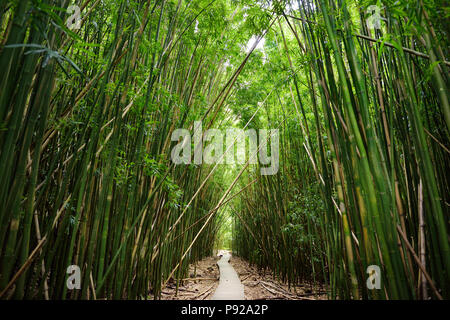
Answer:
top-left (210, 251), bottom-right (245, 300)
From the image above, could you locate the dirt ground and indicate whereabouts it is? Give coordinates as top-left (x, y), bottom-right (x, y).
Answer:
top-left (159, 256), bottom-right (220, 300)
top-left (159, 253), bottom-right (327, 300)
top-left (230, 255), bottom-right (327, 300)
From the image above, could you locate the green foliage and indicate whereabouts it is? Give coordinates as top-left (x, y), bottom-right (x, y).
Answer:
top-left (0, 0), bottom-right (448, 301)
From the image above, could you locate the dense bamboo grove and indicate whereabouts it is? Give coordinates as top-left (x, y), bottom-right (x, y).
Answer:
top-left (233, 0), bottom-right (450, 300)
top-left (0, 0), bottom-right (240, 299)
top-left (0, 0), bottom-right (449, 300)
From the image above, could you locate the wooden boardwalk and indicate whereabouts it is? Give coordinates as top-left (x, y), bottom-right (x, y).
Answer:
top-left (210, 252), bottom-right (245, 300)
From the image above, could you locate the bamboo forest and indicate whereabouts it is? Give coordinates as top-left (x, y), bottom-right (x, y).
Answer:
top-left (0, 0), bottom-right (449, 302)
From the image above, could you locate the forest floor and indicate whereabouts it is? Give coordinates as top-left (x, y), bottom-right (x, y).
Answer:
top-left (159, 255), bottom-right (220, 300)
top-left (158, 253), bottom-right (327, 300)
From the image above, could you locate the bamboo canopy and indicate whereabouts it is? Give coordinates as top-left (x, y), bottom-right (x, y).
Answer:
top-left (0, 0), bottom-right (448, 300)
